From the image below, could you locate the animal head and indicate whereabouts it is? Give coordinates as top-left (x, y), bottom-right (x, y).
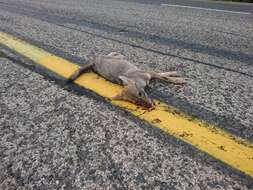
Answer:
top-left (113, 76), bottom-right (153, 108)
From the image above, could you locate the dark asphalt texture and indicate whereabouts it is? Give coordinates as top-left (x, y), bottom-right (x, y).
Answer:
top-left (0, 0), bottom-right (253, 189)
top-left (117, 0), bottom-right (253, 13)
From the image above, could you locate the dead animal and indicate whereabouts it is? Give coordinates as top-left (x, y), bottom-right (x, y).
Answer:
top-left (67, 52), bottom-right (186, 108)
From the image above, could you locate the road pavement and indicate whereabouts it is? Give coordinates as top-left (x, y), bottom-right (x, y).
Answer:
top-left (0, 0), bottom-right (253, 189)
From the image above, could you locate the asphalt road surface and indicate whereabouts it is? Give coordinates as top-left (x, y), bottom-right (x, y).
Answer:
top-left (0, 0), bottom-right (253, 189)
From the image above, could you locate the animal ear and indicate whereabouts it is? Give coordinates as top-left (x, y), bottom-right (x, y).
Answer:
top-left (119, 76), bottom-right (135, 86)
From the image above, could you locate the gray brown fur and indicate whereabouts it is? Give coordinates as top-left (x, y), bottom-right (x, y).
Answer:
top-left (68, 52), bottom-right (185, 108)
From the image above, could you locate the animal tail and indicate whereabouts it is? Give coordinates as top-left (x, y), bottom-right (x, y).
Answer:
top-left (66, 63), bottom-right (93, 83)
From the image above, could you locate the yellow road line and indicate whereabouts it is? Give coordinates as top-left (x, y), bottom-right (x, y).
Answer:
top-left (1, 31), bottom-right (253, 177)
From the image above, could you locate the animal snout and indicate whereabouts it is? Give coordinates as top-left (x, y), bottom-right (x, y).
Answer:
top-left (136, 99), bottom-right (153, 108)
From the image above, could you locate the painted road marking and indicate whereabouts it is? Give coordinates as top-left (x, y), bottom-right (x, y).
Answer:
top-left (0, 31), bottom-right (253, 177)
top-left (161, 4), bottom-right (251, 15)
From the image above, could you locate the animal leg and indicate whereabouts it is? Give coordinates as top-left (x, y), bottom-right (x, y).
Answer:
top-left (148, 71), bottom-right (186, 85)
top-left (107, 52), bottom-right (125, 59)
top-left (159, 71), bottom-right (181, 77)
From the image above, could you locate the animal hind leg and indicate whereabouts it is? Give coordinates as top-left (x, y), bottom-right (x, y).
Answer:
top-left (107, 52), bottom-right (125, 59)
top-left (159, 71), bottom-right (181, 77)
top-left (148, 71), bottom-right (186, 85)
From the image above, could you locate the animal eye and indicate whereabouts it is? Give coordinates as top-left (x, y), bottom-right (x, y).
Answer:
top-left (138, 92), bottom-right (142, 97)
